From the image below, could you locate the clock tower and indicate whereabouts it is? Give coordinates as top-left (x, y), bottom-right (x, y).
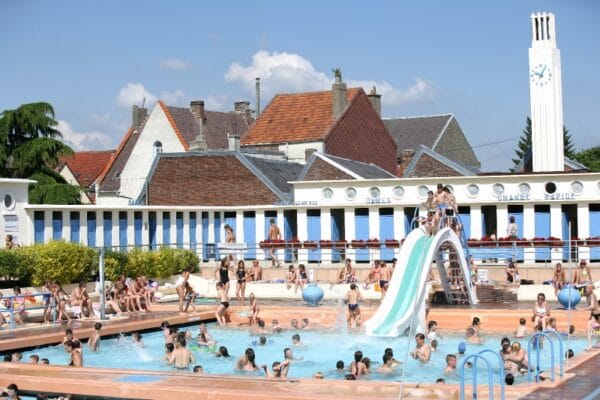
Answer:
top-left (529, 12), bottom-right (564, 172)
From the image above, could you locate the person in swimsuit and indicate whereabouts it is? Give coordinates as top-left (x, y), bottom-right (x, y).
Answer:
top-left (434, 183), bottom-right (449, 226)
top-left (235, 260), bottom-right (248, 306)
top-left (169, 335), bottom-right (195, 370)
top-left (350, 350), bottom-right (368, 377)
top-left (533, 293), bottom-right (550, 330)
top-left (363, 259), bottom-right (380, 289)
top-left (426, 320), bottom-right (443, 341)
top-left (378, 261), bottom-right (392, 299)
top-left (224, 224), bottom-right (236, 243)
top-left (248, 293), bottom-right (260, 325)
top-left (423, 190), bottom-right (436, 213)
top-left (183, 281), bottom-right (196, 313)
top-left (286, 265), bottom-right (297, 290)
top-left (248, 260), bottom-right (263, 282)
top-left (296, 264), bottom-right (308, 293)
top-left (553, 263), bottom-right (567, 295)
top-left (344, 283), bottom-right (370, 328)
top-left (443, 186), bottom-right (457, 229)
top-left (214, 282), bottom-right (229, 326)
top-left (214, 258), bottom-right (232, 295)
top-left (410, 333), bottom-right (432, 364)
top-left (175, 269), bottom-right (191, 313)
top-left (268, 218), bottom-right (282, 268)
top-left (573, 260), bottom-right (592, 287)
top-left (331, 259), bottom-right (357, 288)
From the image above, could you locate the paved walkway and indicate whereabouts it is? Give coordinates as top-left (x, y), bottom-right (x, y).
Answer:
top-left (521, 351), bottom-right (600, 400)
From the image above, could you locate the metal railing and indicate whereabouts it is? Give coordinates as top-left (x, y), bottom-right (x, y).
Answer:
top-left (459, 352), bottom-right (498, 400)
top-left (527, 330), bottom-right (564, 383)
top-left (1, 293), bottom-right (55, 329)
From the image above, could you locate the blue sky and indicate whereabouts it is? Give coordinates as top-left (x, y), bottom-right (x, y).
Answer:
top-left (1, 0), bottom-right (598, 171)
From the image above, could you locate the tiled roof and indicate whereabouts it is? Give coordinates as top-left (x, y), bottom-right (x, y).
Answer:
top-left (299, 152), bottom-right (396, 180)
top-left (383, 114), bottom-right (452, 155)
top-left (241, 155), bottom-right (304, 196)
top-left (59, 150), bottom-right (115, 188)
top-left (97, 126), bottom-right (139, 192)
top-left (403, 145), bottom-right (480, 177)
top-left (241, 88), bottom-right (361, 145)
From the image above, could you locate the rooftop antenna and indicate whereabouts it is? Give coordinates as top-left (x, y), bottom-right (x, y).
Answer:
top-left (142, 97), bottom-right (146, 108)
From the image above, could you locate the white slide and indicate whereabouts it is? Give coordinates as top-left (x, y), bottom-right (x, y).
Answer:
top-left (365, 227), bottom-right (477, 337)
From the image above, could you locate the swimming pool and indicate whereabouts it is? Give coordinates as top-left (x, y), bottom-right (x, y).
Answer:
top-left (22, 324), bottom-right (587, 383)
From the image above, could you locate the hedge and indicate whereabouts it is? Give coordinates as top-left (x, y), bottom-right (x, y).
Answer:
top-left (0, 241), bottom-right (199, 286)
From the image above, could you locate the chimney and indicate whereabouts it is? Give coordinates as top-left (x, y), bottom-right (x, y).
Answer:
top-left (255, 77), bottom-right (261, 118)
top-left (228, 133), bottom-right (240, 151)
top-left (367, 86), bottom-right (382, 116)
top-left (234, 101), bottom-right (252, 120)
top-left (132, 105), bottom-right (147, 130)
top-left (332, 68), bottom-right (347, 118)
top-left (397, 149), bottom-right (416, 176)
top-left (190, 100), bottom-right (206, 123)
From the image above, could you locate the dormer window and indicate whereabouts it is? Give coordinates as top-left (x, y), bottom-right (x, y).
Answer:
top-left (153, 141), bottom-right (163, 158)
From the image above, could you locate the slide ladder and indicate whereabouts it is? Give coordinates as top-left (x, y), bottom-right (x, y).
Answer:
top-left (365, 226), bottom-right (477, 337)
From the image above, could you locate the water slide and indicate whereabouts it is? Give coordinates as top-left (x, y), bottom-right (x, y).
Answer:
top-left (365, 227), bottom-right (478, 337)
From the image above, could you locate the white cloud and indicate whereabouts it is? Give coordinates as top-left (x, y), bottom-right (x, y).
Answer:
top-left (225, 50), bottom-right (434, 108)
top-left (58, 120), bottom-right (113, 151)
top-left (205, 94), bottom-right (229, 111)
top-left (159, 58), bottom-right (191, 71)
top-left (160, 89), bottom-right (188, 106)
top-left (116, 83), bottom-right (157, 109)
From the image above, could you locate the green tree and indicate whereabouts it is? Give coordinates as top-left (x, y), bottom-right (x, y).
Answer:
top-left (0, 102), bottom-right (80, 204)
top-left (574, 145), bottom-right (600, 172)
top-left (511, 117), bottom-right (576, 170)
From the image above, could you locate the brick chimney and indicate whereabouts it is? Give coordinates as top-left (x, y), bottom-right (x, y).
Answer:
top-left (332, 68), bottom-right (347, 118)
top-left (190, 100), bottom-right (205, 123)
top-left (132, 105), bottom-right (147, 130)
top-left (367, 86), bottom-right (382, 116)
top-left (397, 149), bottom-right (416, 176)
top-left (234, 101), bottom-right (252, 120)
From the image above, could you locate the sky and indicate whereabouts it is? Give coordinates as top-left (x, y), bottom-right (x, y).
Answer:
top-left (1, 0), bottom-right (599, 171)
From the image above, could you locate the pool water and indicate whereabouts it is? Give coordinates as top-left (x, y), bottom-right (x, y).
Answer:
top-left (23, 324), bottom-right (587, 383)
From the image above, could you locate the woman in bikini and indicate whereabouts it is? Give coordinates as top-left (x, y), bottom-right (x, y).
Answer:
top-left (214, 282), bottom-right (230, 326)
top-left (553, 263), bottom-right (567, 295)
top-left (236, 348), bottom-right (260, 372)
top-left (53, 282), bottom-right (71, 324)
top-left (286, 265), bottom-right (297, 290)
top-left (573, 260), bottom-right (592, 286)
top-left (235, 260), bottom-right (248, 306)
top-left (175, 269), bottom-right (191, 313)
top-left (296, 264), bottom-right (309, 293)
top-left (533, 293), bottom-right (550, 330)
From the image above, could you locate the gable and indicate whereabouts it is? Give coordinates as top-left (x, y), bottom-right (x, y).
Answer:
top-left (60, 150), bottom-right (114, 188)
top-left (241, 88), bottom-right (361, 145)
top-left (324, 91), bottom-right (398, 174)
top-left (406, 152), bottom-right (464, 178)
top-left (384, 114), bottom-right (451, 157)
top-left (147, 154), bottom-right (281, 206)
top-left (432, 117), bottom-right (480, 168)
top-left (302, 157), bottom-right (355, 181)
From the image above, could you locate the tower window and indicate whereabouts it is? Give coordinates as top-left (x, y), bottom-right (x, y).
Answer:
top-left (153, 141), bottom-right (163, 157)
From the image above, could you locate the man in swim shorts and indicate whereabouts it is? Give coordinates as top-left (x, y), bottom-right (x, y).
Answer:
top-left (344, 283), bottom-right (370, 328)
top-left (379, 261), bottom-right (392, 299)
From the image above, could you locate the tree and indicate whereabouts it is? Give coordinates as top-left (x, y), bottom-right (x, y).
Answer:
top-left (511, 117), bottom-right (576, 170)
top-left (0, 102), bottom-right (80, 204)
top-left (574, 146), bottom-right (600, 172)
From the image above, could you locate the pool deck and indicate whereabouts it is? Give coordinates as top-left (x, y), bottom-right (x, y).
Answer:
top-left (1, 304), bottom-right (599, 399)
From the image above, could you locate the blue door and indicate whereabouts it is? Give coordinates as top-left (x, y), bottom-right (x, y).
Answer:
top-left (508, 205), bottom-right (524, 262)
top-left (534, 205), bottom-right (551, 262)
top-left (307, 210), bottom-right (321, 262)
top-left (283, 210), bottom-right (297, 263)
top-left (87, 212), bottom-right (97, 247)
top-left (103, 212), bottom-right (112, 250)
top-left (379, 208), bottom-right (394, 261)
top-left (224, 212), bottom-right (236, 244)
top-left (355, 208), bottom-right (369, 262)
top-left (458, 206), bottom-right (471, 239)
top-left (163, 212), bottom-right (171, 247)
top-left (134, 212), bottom-right (143, 248)
top-left (34, 211), bottom-right (44, 243)
top-left (148, 212), bottom-right (157, 250)
top-left (119, 212), bottom-right (128, 251)
top-left (404, 207), bottom-right (416, 235)
top-left (176, 212), bottom-right (184, 249)
top-left (214, 212), bottom-right (221, 259)
top-left (331, 209), bottom-right (345, 262)
top-left (561, 205), bottom-right (577, 261)
top-left (590, 204), bottom-right (600, 260)
top-left (243, 212), bottom-right (256, 259)
top-left (70, 212), bottom-right (80, 243)
top-left (189, 212), bottom-right (197, 253)
top-left (52, 212), bottom-right (62, 241)
top-left (201, 212), bottom-right (209, 261)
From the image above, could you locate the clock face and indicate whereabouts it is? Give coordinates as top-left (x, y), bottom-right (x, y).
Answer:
top-left (530, 63), bottom-right (552, 86)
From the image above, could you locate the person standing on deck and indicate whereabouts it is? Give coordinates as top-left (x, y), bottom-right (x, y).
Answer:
top-left (268, 218), bottom-right (282, 268)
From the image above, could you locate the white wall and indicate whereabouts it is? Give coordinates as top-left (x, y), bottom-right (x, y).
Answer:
top-left (0, 179), bottom-right (35, 245)
top-left (278, 142), bottom-right (324, 164)
top-left (58, 165), bottom-right (92, 204)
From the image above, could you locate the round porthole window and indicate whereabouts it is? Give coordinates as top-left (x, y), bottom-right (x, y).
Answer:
top-left (545, 182), bottom-right (557, 194)
top-left (466, 184), bottom-right (479, 198)
top-left (3, 194), bottom-right (14, 210)
top-left (492, 183), bottom-right (505, 196)
top-left (321, 188), bottom-right (333, 199)
top-left (344, 187), bottom-right (357, 201)
top-left (417, 185), bottom-right (429, 199)
top-left (570, 181), bottom-right (583, 195)
top-left (518, 183), bottom-right (531, 195)
top-left (392, 185), bottom-right (405, 199)
top-left (368, 187), bottom-right (380, 199)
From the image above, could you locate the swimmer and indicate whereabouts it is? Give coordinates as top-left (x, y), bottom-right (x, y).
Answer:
top-left (252, 319), bottom-right (269, 335)
top-left (362, 358), bottom-right (371, 374)
top-left (296, 264), bottom-right (309, 293)
top-left (40, 358), bottom-right (49, 365)
top-left (265, 359), bottom-right (290, 379)
top-left (161, 321), bottom-right (171, 343)
top-left (300, 318), bottom-right (310, 330)
top-left (270, 319), bottom-right (283, 333)
top-left (466, 327), bottom-right (482, 344)
top-left (168, 336), bottom-right (195, 370)
top-left (215, 346), bottom-right (230, 357)
top-left (314, 371), bottom-right (324, 379)
top-left (88, 322), bottom-right (102, 352)
top-left (376, 354), bottom-right (395, 374)
top-left (248, 293), bottom-right (259, 325)
top-left (64, 340), bottom-right (83, 367)
top-left (344, 283), bottom-right (370, 328)
top-left (290, 319), bottom-right (299, 330)
top-left (431, 339), bottom-right (438, 352)
top-left (236, 348), bottom-right (259, 372)
top-left (197, 332), bottom-right (216, 348)
top-left (292, 333), bottom-right (303, 346)
top-left (426, 320), bottom-right (443, 341)
top-left (410, 333), bottom-right (431, 364)
top-left (28, 355), bottom-right (39, 365)
top-left (163, 343), bottom-right (175, 362)
top-left (62, 328), bottom-right (76, 345)
top-left (214, 282), bottom-right (230, 326)
top-left (336, 360), bottom-right (345, 373)
top-left (198, 323), bottom-right (213, 342)
top-left (256, 336), bottom-right (268, 346)
top-left (193, 365), bottom-right (203, 374)
top-left (350, 350), bottom-right (368, 377)
top-left (514, 318), bottom-right (529, 338)
top-left (444, 354), bottom-right (457, 374)
top-left (132, 332), bottom-right (143, 346)
top-left (249, 260), bottom-right (263, 282)
top-left (384, 348), bottom-right (401, 367)
top-left (284, 347), bottom-right (303, 361)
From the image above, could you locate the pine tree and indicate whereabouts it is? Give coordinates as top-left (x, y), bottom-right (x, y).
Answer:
top-left (511, 117), bottom-right (576, 170)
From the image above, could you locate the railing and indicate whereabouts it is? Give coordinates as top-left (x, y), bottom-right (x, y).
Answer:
top-left (527, 331), bottom-right (564, 383)
top-left (459, 353), bottom-right (497, 400)
top-left (1, 293), bottom-right (55, 329)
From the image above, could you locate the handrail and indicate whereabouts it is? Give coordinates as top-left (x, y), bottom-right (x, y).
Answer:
top-left (527, 332), bottom-right (556, 383)
top-left (460, 354), bottom-right (495, 400)
top-left (475, 349), bottom-right (505, 400)
top-left (542, 329), bottom-right (564, 377)
top-left (1, 292), bottom-right (55, 329)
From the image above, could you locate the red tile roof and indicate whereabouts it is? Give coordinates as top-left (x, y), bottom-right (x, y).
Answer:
top-left (241, 88), bottom-right (361, 145)
top-left (59, 150), bottom-right (115, 188)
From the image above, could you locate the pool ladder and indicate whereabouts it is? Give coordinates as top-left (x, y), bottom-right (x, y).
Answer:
top-left (527, 330), bottom-right (564, 383)
top-left (460, 349), bottom-right (505, 400)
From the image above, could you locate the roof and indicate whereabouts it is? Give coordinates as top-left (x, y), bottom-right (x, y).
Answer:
top-left (97, 125), bottom-right (141, 192)
top-left (514, 149), bottom-right (591, 173)
top-left (141, 151), bottom-right (304, 204)
top-left (59, 150), bottom-right (115, 188)
top-left (383, 114), bottom-right (453, 155)
top-left (241, 88), bottom-right (361, 145)
top-left (403, 145), bottom-right (480, 177)
top-left (298, 152), bottom-right (397, 180)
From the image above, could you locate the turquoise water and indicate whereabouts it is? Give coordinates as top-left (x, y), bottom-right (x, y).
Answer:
top-left (22, 324), bottom-right (587, 383)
